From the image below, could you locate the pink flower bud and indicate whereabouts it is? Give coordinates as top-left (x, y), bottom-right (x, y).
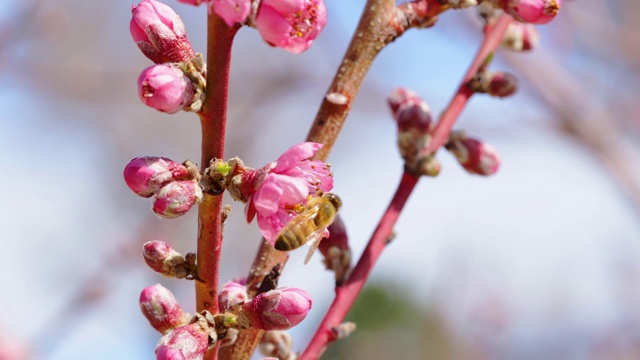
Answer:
top-left (124, 156), bottom-right (190, 198)
top-left (502, 22), bottom-right (540, 51)
top-left (156, 323), bottom-right (209, 360)
top-left (218, 281), bottom-right (249, 312)
top-left (498, 0), bottom-right (561, 25)
top-left (255, 0), bottom-right (327, 54)
top-left (318, 215), bottom-right (351, 285)
top-left (130, 0), bottom-right (195, 63)
top-left (486, 72), bottom-right (518, 98)
top-left (394, 101), bottom-right (433, 133)
top-left (213, 0), bottom-right (251, 27)
top-left (240, 287), bottom-right (312, 330)
top-left (387, 87), bottom-right (422, 115)
top-left (153, 180), bottom-right (203, 219)
top-left (445, 131), bottom-right (501, 176)
top-left (143, 240), bottom-right (189, 277)
top-left (138, 64), bottom-right (194, 114)
top-left (140, 284), bottom-right (187, 334)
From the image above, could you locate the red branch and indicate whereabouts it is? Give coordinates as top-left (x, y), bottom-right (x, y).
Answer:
top-left (424, 14), bottom-right (512, 154)
top-left (299, 172), bottom-right (420, 360)
top-left (300, 14), bottom-right (513, 359)
top-left (196, 14), bottom-right (240, 360)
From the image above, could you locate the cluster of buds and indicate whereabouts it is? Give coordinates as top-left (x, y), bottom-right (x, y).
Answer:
top-left (201, 142), bottom-right (334, 246)
top-left (124, 156), bottom-right (202, 219)
top-left (178, 0), bottom-right (328, 54)
top-left (131, 0), bottom-right (206, 113)
top-left (140, 284), bottom-right (244, 359)
top-left (143, 240), bottom-right (197, 279)
top-left (388, 87), bottom-right (441, 177)
top-left (469, 70), bottom-right (519, 98)
top-left (318, 215), bottom-right (352, 286)
top-left (445, 130), bottom-right (501, 176)
top-left (237, 287), bottom-right (312, 331)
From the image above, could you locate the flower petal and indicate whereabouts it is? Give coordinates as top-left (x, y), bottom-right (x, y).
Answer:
top-left (272, 143), bottom-right (322, 173)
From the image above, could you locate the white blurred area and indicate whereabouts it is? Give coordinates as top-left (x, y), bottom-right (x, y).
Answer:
top-left (1, 0), bottom-right (640, 359)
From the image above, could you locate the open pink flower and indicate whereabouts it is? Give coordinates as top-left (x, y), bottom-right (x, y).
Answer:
top-left (244, 142), bottom-right (333, 245)
top-left (255, 0), bottom-right (327, 54)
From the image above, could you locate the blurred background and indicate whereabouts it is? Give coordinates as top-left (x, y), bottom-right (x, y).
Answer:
top-left (2, 0), bottom-right (640, 359)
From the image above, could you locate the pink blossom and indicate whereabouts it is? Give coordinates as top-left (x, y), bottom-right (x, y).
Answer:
top-left (243, 142), bottom-right (333, 245)
top-left (254, 0), bottom-right (327, 54)
top-left (138, 64), bottom-right (194, 114)
top-left (499, 0), bottom-right (561, 25)
top-left (213, 0), bottom-right (251, 27)
top-left (153, 180), bottom-right (203, 219)
top-left (140, 284), bottom-right (187, 334)
top-left (240, 287), bottom-right (312, 330)
top-left (130, 0), bottom-right (195, 63)
top-left (156, 323), bottom-right (208, 360)
top-left (124, 156), bottom-right (190, 198)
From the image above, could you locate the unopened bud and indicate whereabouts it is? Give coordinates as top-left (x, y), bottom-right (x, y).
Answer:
top-left (470, 71), bottom-right (518, 98)
top-left (143, 241), bottom-right (192, 278)
top-left (498, 0), bottom-right (561, 25)
top-left (445, 131), bottom-right (501, 176)
top-left (259, 331), bottom-right (293, 360)
top-left (395, 101), bottom-right (433, 133)
top-left (239, 287), bottom-right (312, 331)
top-left (318, 215), bottom-right (351, 286)
top-left (138, 64), bottom-right (195, 114)
top-left (218, 281), bottom-right (249, 312)
top-left (153, 180), bottom-right (203, 219)
top-left (487, 72), bottom-right (518, 98)
top-left (502, 22), bottom-right (540, 51)
top-left (387, 87), bottom-right (422, 115)
top-left (140, 284), bottom-right (187, 334)
top-left (155, 323), bottom-right (209, 360)
top-left (130, 0), bottom-right (195, 64)
top-left (124, 157), bottom-right (190, 198)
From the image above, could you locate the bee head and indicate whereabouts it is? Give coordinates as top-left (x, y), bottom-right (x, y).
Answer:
top-left (324, 193), bottom-right (342, 210)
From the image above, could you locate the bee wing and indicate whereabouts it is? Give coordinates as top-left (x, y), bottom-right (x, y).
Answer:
top-left (303, 228), bottom-right (326, 265)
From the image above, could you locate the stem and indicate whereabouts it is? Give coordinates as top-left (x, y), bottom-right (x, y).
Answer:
top-left (196, 13), bottom-right (239, 360)
top-left (424, 14), bottom-right (512, 154)
top-left (299, 172), bottom-right (420, 360)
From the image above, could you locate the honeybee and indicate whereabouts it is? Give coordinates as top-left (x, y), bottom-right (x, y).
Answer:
top-left (274, 193), bottom-right (342, 264)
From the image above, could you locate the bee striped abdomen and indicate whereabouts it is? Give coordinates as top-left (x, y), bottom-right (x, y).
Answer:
top-left (275, 222), bottom-right (307, 250)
